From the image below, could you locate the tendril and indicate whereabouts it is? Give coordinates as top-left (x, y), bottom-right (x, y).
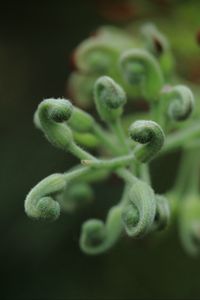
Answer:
top-left (94, 76), bottom-right (126, 123)
top-left (129, 120), bottom-right (165, 163)
top-left (35, 98), bottom-right (73, 151)
top-left (74, 38), bottom-right (118, 74)
top-left (35, 98), bottom-right (95, 161)
top-left (25, 174), bottom-right (66, 221)
top-left (80, 205), bottom-right (122, 255)
top-left (120, 49), bottom-right (164, 101)
top-left (162, 85), bottom-right (194, 121)
top-left (121, 180), bottom-right (156, 237)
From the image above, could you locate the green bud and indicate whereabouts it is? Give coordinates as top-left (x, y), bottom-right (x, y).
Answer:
top-left (162, 85), bottom-right (194, 121)
top-left (25, 174), bottom-right (66, 221)
top-left (120, 49), bottom-right (164, 101)
top-left (94, 76), bottom-right (126, 122)
top-left (68, 107), bottom-right (94, 133)
top-left (73, 132), bottom-right (99, 149)
top-left (121, 180), bottom-right (156, 237)
top-left (129, 120), bottom-right (165, 163)
top-left (80, 205), bottom-right (122, 255)
top-left (37, 98), bottom-right (74, 151)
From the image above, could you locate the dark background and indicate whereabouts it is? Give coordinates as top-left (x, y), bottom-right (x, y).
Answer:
top-left (1, 1), bottom-right (200, 299)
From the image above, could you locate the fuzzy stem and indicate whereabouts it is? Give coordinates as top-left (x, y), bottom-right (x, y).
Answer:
top-left (119, 183), bottom-right (131, 205)
top-left (109, 119), bottom-right (130, 154)
top-left (92, 123), bottom-right (122, 155)
top-left (63, 166), bottom-right (90, 181)
top-left (69, 143), bottom-right (96, 161)
top-left (116, 168), bottom-right (138, 185)
top-left (82, 153), bottom-right (135, 169)
top-left (139, 164), bottom-right (151, 185)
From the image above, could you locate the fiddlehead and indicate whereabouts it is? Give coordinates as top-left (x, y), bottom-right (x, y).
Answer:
top-left (94, 76), bottom-right (126, 123)
top-left (121, 180), bottom-right (156, 237)
top-left (120, 49), bottom-right (164, 101)
top-left (129, 120), bottom-right (165, 163)
top-left (162, 85), bottom-right (194, 121)
top-left (74, 38), bottom-right (118, 74)
top-left (25, 174), bottom-right (66, 221)
top-left (80, 205), bottom-right (122, 255)
top-left (35, 98), bottom-right (73, 151)
top-left (25, 22), bottom-right (200, 257)
top-left (35, 98), bottom-right (95, 160)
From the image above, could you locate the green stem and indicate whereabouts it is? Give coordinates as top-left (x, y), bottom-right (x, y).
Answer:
top-left (69, 143), bottom-right (96, 161)
top-left (63, 166), bottom-right (90, 181)
top-left (116, 168), bottom-right (138, 185)
top-left (139, 164), bottom-right (151, 185)
top-left (110, 118), bottom-right (130, 154)
top-left (82, 153), bottom-right (135, 170)
top-left (110, 118), bottom-right (137, 175)
top-left (63, 165), bottom-right (110, 184)
top-left (119, 183), bottom-right (131, 205)
top-left (92, 124), bottom-right (121, 155)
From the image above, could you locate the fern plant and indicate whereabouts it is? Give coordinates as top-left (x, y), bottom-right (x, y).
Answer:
top-left (25, 23), bottom-right (200, 256)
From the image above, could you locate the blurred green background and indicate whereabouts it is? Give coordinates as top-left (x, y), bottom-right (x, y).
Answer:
top-left (1, 1), bottom-right (200, 299)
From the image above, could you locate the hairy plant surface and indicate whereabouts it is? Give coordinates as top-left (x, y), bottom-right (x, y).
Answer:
top-left (25, 23), bottom-right (200, 256)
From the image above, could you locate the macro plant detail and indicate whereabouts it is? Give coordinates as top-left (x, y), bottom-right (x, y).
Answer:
top-left (25, 23), bottom-right (200, 256)
top-left (68, 23), bottom-right (174, 109)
